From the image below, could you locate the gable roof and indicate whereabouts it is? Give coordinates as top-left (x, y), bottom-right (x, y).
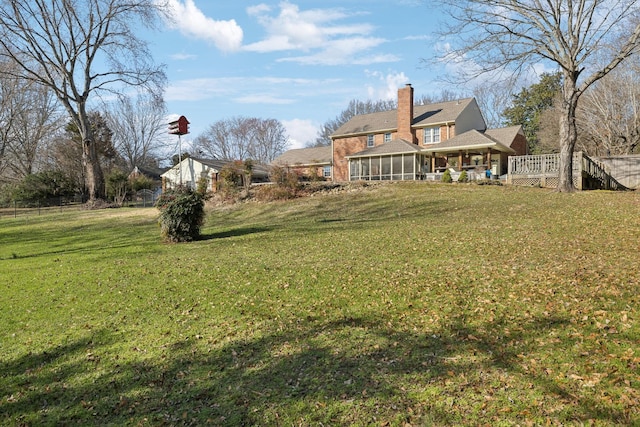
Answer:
top-left (273, 146), bottom-right (332, 166)
top-left (346, 139), bottom-right (423, 159)
top-left (130, 165), bottom-right (168, 181)
top-left (484, 125), bottom-right (523, 147)
top-left (160, 157), bottom-right (270, 179)
top-left (422, 128), bottom-right (516, 154)
top-left (331, 98), bottom-right (477, 138)
top-left (190, 157), bottom-right (229, 171)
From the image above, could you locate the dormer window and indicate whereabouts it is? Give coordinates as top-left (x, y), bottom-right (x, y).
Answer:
top-left (384, 132), bottom-right (392, 143)
top-left (424, 127), bottom-right (441, 144)
top-left (367, 134), bottom-right (374, 147)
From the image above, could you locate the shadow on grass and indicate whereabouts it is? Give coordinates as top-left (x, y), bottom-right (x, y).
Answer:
top-left (1, 313), bottom-right (633, 425)
top-left (198, 226), bottom-right (273, 241)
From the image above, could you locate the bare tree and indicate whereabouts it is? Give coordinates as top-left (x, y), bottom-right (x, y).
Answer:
top-left (0, 62), bottom-right (19, 181)
top-left (435, 0), bottom-right (640, 191)
top-left (106, 92), bottom-right (167, 169)
top-left (415, 89), bottom-right (463, 106)
top-left (0, 58), bottom-right (62, 182)
top-left (5, 79), bottom-right (61, 178)
top-left (472, 78), bottom-right (518, 129)
top-left (249, 118), bottom-right (289, 164)
top-left (577, 62), bottom-right (640, 156)
top-left (193, 117), bottom-right (289, 164)
top-left (0, 0), bottom-right (167, 201)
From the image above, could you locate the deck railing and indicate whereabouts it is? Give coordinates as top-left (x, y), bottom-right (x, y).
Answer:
top-left (507, 152), bottom-right (627, 190)
top-left (508, 153), bottom-right (563, 175)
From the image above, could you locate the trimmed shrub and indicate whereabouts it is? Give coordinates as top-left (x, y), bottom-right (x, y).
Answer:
top-left (442, 169), bottom-right (452, 183)
top-left (458, 170), bottom-right (468, 183)
top-left (156, 187), bottom-right (205, 242)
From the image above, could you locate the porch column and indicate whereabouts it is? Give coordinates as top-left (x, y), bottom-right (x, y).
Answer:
top-left (431, 155), bottom-right (436, 172)
top-left (486, 149), bottom-right (492, 171)
top-left (458, 151), bottom-right (463, 171)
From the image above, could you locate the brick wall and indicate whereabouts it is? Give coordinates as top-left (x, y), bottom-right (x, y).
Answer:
top-left (511, 133), bottom-right (528, 155)
top-left (417, 124), bottom-right (455, 145)
top-left (333, 136), bottom-right (366, 181)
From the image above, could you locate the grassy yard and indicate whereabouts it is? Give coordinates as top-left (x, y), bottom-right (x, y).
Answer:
top-left (0, 182), bottom-right (638, 426)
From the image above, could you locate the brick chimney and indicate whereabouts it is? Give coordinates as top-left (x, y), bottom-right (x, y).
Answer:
top-left (397, 84), bottom-right (416, 143)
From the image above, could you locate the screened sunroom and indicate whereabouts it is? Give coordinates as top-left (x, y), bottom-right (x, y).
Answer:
top-left (346, 139), bottom-right (427, 181)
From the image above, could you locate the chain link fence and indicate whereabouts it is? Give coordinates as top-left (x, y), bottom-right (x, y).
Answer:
top-left (0, 189), bottom-right (160, 218)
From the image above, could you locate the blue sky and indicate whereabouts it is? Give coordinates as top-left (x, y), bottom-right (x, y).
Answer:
top-left (151, 0), bottom-right (456, 150)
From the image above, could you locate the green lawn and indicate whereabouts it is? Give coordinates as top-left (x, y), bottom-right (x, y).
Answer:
top-left (1, 182), bottom-right (638, 426)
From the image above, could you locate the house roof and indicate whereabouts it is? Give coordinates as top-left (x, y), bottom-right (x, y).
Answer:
top-left (161, 157), bottom-right (270, 179)
top-left (422, 128), bottom-right (518, 154)
top-left (130, 165), bottom-right (168, 180)
top-left (331, 98), bottom-right (477, 138)
top-left (346, 139), bottom-right (423, 159)
top-left (190, 157), bottom-right (229, 171)
top-left (272, 146), bottom-right (332, 166)
top-left (484, 125), bottom-right (523, 146)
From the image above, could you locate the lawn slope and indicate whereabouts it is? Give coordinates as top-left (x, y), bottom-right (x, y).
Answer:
top-left (1, 183), bottom-right (639, 426)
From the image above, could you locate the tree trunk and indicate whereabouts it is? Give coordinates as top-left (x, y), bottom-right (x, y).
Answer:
top-left (83, 138), bottom-right (105, 201)
top-left (557, 77), bottom-right (580, 192)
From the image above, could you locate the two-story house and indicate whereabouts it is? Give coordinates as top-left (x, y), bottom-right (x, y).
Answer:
top-left (275, 84), bottom-right (528, 182)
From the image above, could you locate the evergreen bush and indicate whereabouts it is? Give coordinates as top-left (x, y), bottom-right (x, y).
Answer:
top-left (442, 169), bottom-right (453, 183)
top-left (156, 187), bottom-right (205, 242)
top-left (12, 170), bottom-right (75, 203)
top-left (458, 170), bottom-right (468, 183)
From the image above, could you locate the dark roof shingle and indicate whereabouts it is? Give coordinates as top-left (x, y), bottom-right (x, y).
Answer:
top-left (331, 98), bottom-right (476, 138)
top-left (273, 146), bottom-right (332, 166)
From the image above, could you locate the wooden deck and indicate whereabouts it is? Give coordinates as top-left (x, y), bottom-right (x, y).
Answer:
top-left (507, 152), bottom-right (628, 190)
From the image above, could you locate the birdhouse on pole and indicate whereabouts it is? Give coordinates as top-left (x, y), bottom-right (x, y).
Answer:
top-left (168, 116), bottom-right (189, 135)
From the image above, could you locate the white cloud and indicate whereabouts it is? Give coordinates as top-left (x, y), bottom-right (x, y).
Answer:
top-left (165, 76), bottom-right (340, 102)
top-left (277, 37), bottom-right (400, 66)
top-left (235, 94), bottom-right (295, 104)
top-left (281, 118), bottom-right (318, 149)
top-left (164, 0), bottom-right (243, 52)
top-left (404, 35), bottom-right (431, 41)
top-left (365, 71), bottom-right (410, 100)
top-left (243, 1), bottom-right (396, 66)
top-left (170, 52), bottom-right (197, 61)
top-left (165, 78), bottom-right (232, 101)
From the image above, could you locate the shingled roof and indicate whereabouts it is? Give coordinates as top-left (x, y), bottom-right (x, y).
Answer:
top-left (422, 127), bottom-right (520, 154)
top-left (272, 146), bottom-right (332, 166)
top-left (346, 139), bottom-right (423, 158)
top-left (331, 98), bottom-right (477, 138)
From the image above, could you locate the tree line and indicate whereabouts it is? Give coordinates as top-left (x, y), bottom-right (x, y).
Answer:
top-left (0, 0), bottom-right (289, 206)
top-left (1, 0), bottom-right (640, 201)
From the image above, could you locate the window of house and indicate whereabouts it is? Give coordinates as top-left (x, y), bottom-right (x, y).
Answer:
top-left (384, 132), bottom-right (392, 143)
top-left (367, 134), bottom-right (374, 147)
top-left (323, 166), bottom-right (331, 178)
top-left (424, 127), bottom-right (441, 144)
